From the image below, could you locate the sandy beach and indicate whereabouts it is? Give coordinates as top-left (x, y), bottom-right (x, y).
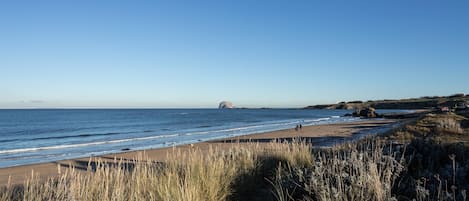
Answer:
top-left (0, 118), bottom-right (400, 186)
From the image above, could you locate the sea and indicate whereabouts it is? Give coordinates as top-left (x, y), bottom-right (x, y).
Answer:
top-left (0, 109), bottom-right (406, 168)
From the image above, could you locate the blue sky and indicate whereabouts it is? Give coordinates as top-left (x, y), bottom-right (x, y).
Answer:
top-left (1, 1), bottom-right (468, 108)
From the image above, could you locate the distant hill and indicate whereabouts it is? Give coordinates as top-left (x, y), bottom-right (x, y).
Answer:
top-left (304, 94), bottom-right (469, 110)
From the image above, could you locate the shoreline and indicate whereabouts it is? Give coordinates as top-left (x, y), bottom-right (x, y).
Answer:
top-left (0, 118), bottom-right (404, 185)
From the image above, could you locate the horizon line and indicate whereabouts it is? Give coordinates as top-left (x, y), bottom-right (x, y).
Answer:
top-left (0, 107), bottom-right (301, 110)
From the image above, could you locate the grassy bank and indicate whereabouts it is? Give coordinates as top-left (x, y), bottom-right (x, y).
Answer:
top-left (1, 112), bottom-right (469, 201)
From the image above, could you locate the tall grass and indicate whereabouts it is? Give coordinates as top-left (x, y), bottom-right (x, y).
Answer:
top-left (271, 140), bottom-right (404, 201)
top-left (0, 142), bottom-right (313, 201)
top-left (3, 139), bottom-right (403, 201)
top-left (1, 147), bottom-right (259, 201)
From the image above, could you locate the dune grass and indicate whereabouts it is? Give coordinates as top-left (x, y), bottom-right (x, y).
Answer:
top-left (270, 140), bottom-right (405, 201)
top-left (0, 140), bottom-right (404, 201)
top-left (385, 112), bottom-right (469, 201)
top-left (0, 143), bottom-right (307, 201)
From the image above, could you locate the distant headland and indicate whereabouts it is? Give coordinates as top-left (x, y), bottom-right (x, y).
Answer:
top-left (304, 94), bottom-right (469, 110)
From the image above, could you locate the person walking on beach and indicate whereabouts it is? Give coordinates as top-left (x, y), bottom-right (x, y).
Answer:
top-left (295, 125), bottom-right (299, 131)
top-left (299, 124), bottom-right (303, 130)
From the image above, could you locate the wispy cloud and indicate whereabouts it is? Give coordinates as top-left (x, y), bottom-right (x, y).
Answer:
top-left (21, 100), bottom-right (45, 104)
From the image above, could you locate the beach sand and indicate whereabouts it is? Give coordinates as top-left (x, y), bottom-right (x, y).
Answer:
top-left (0, 119), bottom-right (400, 185)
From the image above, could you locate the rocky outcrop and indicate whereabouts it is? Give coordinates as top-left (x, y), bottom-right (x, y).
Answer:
top-left (352, 107), bottom-right (382, 118)
top-left (218, 101), bottom-right (234, 109)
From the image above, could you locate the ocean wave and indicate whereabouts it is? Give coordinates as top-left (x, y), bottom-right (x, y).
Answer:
top-left (0, 153), bottom-right (69, 161)
top-left (183, 124), bottom-right (271, 136)
top-left (196, 125), bottom-right (212, 128)
top-left (170, 112), bottom-right (189, 115)
top-left (0, 130), bottom-right (154, 144)
top-left (0, 133), bottom-right (115, 144)
top-left (183, 117), bottom-right (344, 136)
top-left (0, 133), bottom-right (180, 155)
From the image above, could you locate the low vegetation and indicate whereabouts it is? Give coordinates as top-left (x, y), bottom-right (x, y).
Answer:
top-left (1, 112), bottom-right (469, 201)
top-left (386, 112), bottom-right (469, 200)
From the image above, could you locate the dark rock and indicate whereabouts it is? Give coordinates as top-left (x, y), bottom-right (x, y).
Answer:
top-left (347, 100), bottom-right (363, 104)
top-left (352, 107), bottom-right (381, 118)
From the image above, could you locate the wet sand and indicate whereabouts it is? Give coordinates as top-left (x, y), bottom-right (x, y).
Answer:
top-left (0, 118), bottom-right (401, 185)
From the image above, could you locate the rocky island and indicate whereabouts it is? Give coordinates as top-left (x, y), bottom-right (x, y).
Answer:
top-left (218, 101), bottom-right (234, 109)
